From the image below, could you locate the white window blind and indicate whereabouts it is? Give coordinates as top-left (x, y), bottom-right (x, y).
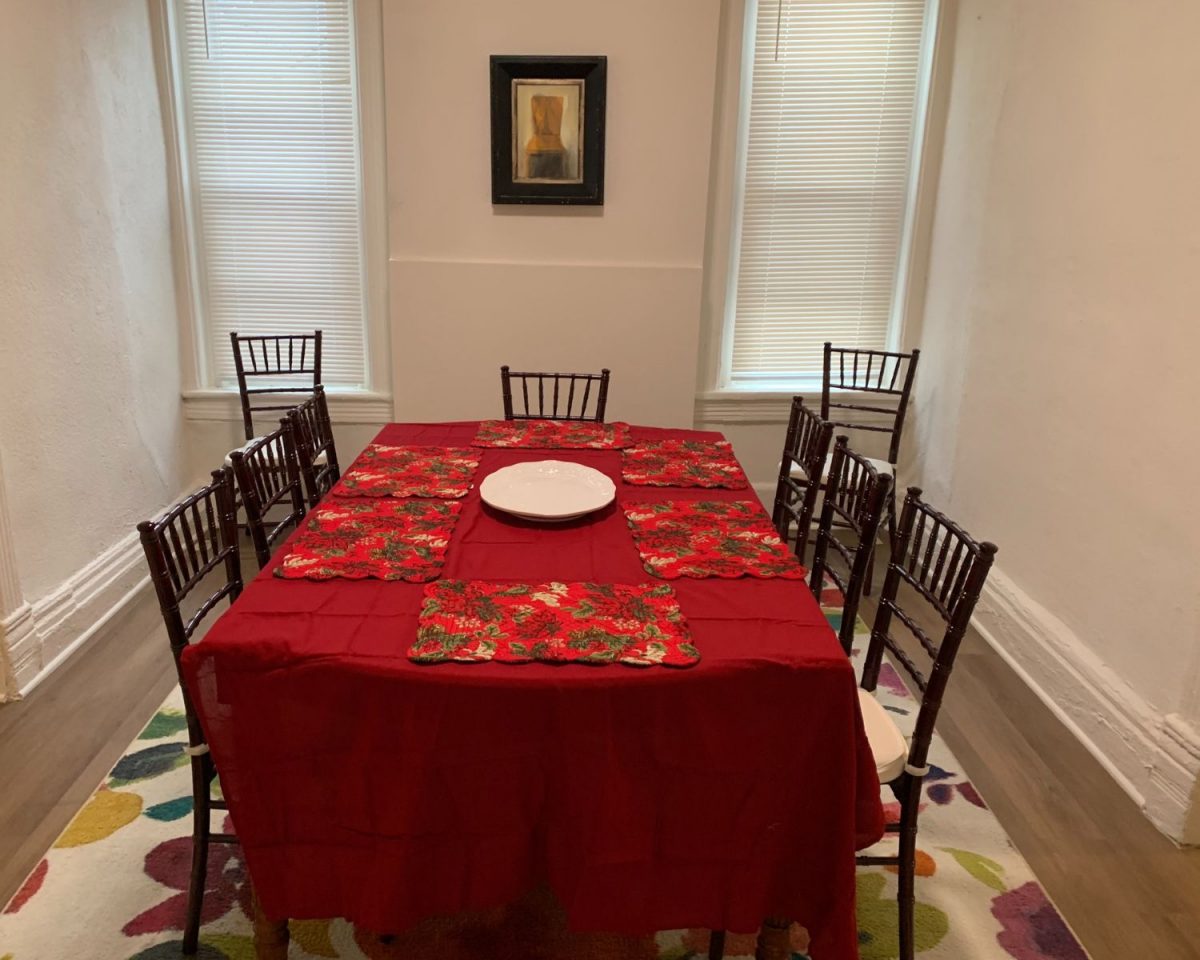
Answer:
top-left (173, 0), bottom-right (369, 389)
top-left (726, 0), bottom-right (934, 386)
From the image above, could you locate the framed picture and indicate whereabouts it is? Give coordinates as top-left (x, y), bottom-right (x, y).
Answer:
top-left (490, 55), bottom-right (607, 205)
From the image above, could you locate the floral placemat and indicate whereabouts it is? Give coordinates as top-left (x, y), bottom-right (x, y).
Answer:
top-left (473, 419), bottom-right (632, 449)
top-left (623, 500), bottom-right (806, 580)
top-left (275, 500), bottom-right (461, 581)
top-left (622, 439), bottom-right (749, 489)
top-left (331, 444), bottom-right (481, 499)
top-left (410, 580), bottom-right (699, 666)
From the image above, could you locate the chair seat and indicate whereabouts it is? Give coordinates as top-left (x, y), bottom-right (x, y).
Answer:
top-left (783, 454), bottom-right (895, 484)
top-left (224, 438), bottom-right (327, 468)
top-left (858, 687), bottom-right (909, 784)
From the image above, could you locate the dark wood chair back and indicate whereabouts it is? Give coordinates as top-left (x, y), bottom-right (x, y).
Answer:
top-left (137, 468), bottom-right (243, 749)
top-left (808, 435), bottom-right (893, 654)
top-left (500, 365), bottom-right (611, 422)
top-left (821, 341), bottom-right (919, 465)
top-left (137, 469), bottom-right (243, 952)
top-left (231, 330), bottom-right (323, 441)
top-left (287, 385), bottom-right (341, 508)
top-left (861, 487), bottom-right (998, 777)
top-left (229, 421), bottom-right (307, 569)
top-left (772, 396), bottom-right (833, 565)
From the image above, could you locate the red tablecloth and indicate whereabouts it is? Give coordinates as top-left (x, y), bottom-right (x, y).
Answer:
top-left (182, 422), bottom-right (884, 958)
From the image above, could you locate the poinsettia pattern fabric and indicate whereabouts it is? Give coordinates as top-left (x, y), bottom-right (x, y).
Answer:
top-left (473, 419), bottom-right (632, 449)
top-left (411, 580), bottom-right (699, 667)
top-left (623, 500), bottom-right (805, 580)
top-left (275, 499), bottom-right (460, 581)
top-left (622, 439), bottom-right (749, 489)
top-left (332, 444), bottom-right (481, 499)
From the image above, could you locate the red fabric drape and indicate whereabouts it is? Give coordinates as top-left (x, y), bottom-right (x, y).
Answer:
top-left (182, 422), bottom-right (883, 959)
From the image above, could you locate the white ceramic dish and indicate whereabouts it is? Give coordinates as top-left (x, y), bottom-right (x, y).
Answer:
top-left (479, 460), bottom-right (615, 522)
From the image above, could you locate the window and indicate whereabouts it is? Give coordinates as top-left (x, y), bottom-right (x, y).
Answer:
top-left (169, 0), bottom-right (372, 391)
top-left (723, 0), bottom-right (937, 388)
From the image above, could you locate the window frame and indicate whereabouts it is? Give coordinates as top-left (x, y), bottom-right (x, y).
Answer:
top-left (702, 0), bottom-right (943, 398)
top-left (155, 0), bottom-right (392, 419)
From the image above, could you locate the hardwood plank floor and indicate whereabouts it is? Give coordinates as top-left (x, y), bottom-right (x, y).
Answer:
top-left (2, 560), bottom-right (1198, 958)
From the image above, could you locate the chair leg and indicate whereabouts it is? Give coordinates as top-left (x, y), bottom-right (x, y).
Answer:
top-left (755, 918), bottom-right (791, 960)
top-left (182, 759), bottom-right (211, 956)
top-left (864, 489), bottom-right (896, 598)
top-left (251, 883), bottom-right (291, 960)
top-left (897, 823), bottom-right (917, 960)
top-left (709, 929), bottom-right (726, 960)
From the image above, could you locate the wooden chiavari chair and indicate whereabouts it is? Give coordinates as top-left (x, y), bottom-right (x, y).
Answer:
top-left (821, 341), bottom-right (919, 589)
top-left (856, 487), bottom-right (997, 960)
top-left (500, 365), bottom-right (611, 422)
top-left (287, 385), bottom-right (341, 509)
top-left (807, 436), bottom-right (893, 655)
top-left (230, 330), bottom-right (323, 443)
top-left (229, 421), bottom-right (307, 569)
top-left (771, 396), bottom-right (833, 565)
top-left (821, 341), bottom-right (919, 471)
top-left (136, 469), bottom-right (243, 956)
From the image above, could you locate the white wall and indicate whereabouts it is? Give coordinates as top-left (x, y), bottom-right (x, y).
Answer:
top-left (381, 0), bottom-right (721, 427)
top-left (911, 0), bottom-right (1200, 841)
top-left (0, 0), bottom-right (186, 689)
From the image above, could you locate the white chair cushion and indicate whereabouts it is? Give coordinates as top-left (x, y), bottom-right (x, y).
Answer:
top-left (782, 458), bottom-right (810, 481)
top-left (858, 687), bottom-right (909, 784)
top-left (820, 452), bottom-right (894, 483)
top-left (779, 454), bottom-right (894, 483)
top-left (224, 436), bottom-right (327, 468)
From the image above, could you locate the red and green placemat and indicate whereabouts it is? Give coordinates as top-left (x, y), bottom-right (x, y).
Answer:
top-left (410, 580), bottom-right (698, 666)
top-left (275, 500), bottom-right (461, 581)
top-left (331, 444), bottom-right (480, 499)
top-left (472, 419), bottom-right (632, 449)
top-left (622, 500), bottom-right (806, 580)
top-left (622, 439), bottom-right (749, 489)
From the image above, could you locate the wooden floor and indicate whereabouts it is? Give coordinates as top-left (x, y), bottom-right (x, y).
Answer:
top-left (2, 575), bottom-right (1199, 958)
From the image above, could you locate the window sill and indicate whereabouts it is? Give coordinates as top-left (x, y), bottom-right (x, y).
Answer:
top-left (694, 391), bottom-right (799, 424)
top-left (694, 388), bottom-right (881, 424)
top-left (181, 389), bottom-right (394, 425)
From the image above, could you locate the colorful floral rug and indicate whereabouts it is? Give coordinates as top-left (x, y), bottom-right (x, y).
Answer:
top-left (0, 611), bottom-right (1089, 960)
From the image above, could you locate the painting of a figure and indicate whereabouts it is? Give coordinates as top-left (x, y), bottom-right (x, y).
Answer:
top-left (490, 55), bottom-right (606, 205)
top-left (512, 80), bottom-right (584, 183)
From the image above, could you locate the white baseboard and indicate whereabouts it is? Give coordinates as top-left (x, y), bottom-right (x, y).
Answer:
top-left (8, 530), bottom-right (151, 696)
top-left (971, 567), bottom-right (1200, 845)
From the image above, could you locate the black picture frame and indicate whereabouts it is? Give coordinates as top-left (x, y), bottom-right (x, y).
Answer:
top-left (490, 55), bottom-right (607, 206)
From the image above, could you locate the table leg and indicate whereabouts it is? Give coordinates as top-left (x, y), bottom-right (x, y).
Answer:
top-left (755, 916), bottom-right (791, 960)
top-left (250, 884), bottom-right (289, 960)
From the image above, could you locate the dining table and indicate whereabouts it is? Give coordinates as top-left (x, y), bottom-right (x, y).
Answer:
top-left (181, 419), bottom-right (885, 960)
